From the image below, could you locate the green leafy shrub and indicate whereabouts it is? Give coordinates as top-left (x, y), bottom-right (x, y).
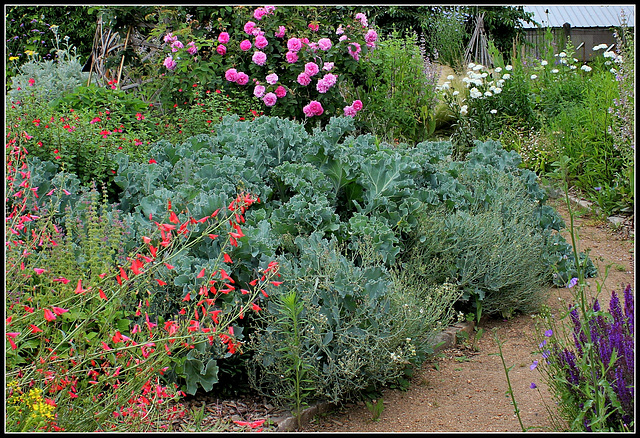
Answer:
top-left (345, 30), bottom-right (441, 144)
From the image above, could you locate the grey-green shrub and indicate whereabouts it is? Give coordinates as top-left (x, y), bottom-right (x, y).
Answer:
top-left (248, 234), bottom-right (461, 405)
top-left (405, 170), bottom-right (550, 318)
top-left (7, 30), bottom-right (95, 102)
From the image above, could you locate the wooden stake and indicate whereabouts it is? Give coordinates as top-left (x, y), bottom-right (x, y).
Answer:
top-left (116, 26), bottom-right (132, 91)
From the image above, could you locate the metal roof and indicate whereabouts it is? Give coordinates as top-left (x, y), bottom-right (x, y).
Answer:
top-left (521, 5), bottom-right (635, 29)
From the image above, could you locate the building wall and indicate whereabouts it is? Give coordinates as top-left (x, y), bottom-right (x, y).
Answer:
top-left (521, 27), bottom-right (632, 62)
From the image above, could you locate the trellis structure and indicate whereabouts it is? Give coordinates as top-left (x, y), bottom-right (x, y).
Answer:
top-left (464, 13), bottom-right (493, 68)
top-left (85, 16), bottom-right (162, 91)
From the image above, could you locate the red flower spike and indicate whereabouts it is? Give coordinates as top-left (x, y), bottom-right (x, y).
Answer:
top-left (44, 308), bottom-right (57, 322)
top-left (208, 234), bottom-right (219, 240)
top-left (52, 306), bottom-right (69, 315)
top-left (30, 324), bottom-right (43, 333)
top-left (220, 269), bottom-right (234, 283)
top-left (130, 259), bottom-right (144, 275)
top-left (149, 245), bottom-right (157, 258)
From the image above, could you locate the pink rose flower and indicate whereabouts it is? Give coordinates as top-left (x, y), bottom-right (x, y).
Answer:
top-left (225, 68), bottom-right (238, 82)
top-left (336, 26), bottom-right (344, 35)
top-left (365, 29), bottom-right (378, 44)
top-left (339, 35), bottom-right (348, 42)
top-left (348, 42), bottom-right (361, 61)
top-left (355, 13), bottom-right (368, 27)
top-left (171, 40), bottom-right (184, 52)
top-left (254, 7), bottom-right (268, 20)
top-left (163, 56), bottom-right (177, 71)
top-left (275, 85), bottom-right (287, 98)
top-left (343, 105), bottom-right (357, 117)
top-left (322, 73), bottom-right (337, 87)
top-left (304, 62), bottom-right (319, 77)
top-left (187, 41), bottom-right (198, 55)
top-left (266, 73), bottom-right (278, 85)
top-left (255, 35), bottom-right (268, 49)
top-left (308, 100), bottom-right (324, 116)
top-left (352, 100), bottom-right (363, 112)
top-left (236, 72), bottom-right (249, 85)
top-left (287, 37), bottom-right (302, 52)
top-left (323, 62), bottom-right (334, 71)
top-left (297, 72), bottom-right (311, 86)
top-left (263, 92), bottom-right (277, 107)
top-left (318, 38), bottom-right (332, 51)
top-left (252, 51), bottom-right (267, 66)
top-left (285, 51), bottom-right (298, 64)
top-left (218, 32), bottom-right (230, 44)
top-left (275, 26), bottom-right (286, 38)
top-left (164, 32), bottom-right (177, 43)
top-left (317, 80), bottom-right (330, 94)
top-left (244, 21), bottom-right (256, 35)
top-left (254, 85), bottom-right (266, 98)
top-left (240, 39), bottom-right (252, 51)
top-left (308, 23), bottom-right (319, 32)
top-left (217, 44), bottom-right (227, 55)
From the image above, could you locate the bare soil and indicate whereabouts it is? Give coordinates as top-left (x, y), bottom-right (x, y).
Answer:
top-left (174, 198), bottom-right (634, 433)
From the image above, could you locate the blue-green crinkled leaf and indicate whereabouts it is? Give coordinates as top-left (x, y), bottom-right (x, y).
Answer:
top-left (182, 355), bottom-right (219, 395)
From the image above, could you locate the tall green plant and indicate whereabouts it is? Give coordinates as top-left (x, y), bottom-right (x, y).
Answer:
top-left (347, 30), bottom-right (440, 144)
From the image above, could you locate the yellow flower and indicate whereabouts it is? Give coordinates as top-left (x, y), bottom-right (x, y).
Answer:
top-left (24, 50), bottom-right (37, 57)
top-left (9, 56), bottom-right (19, 61)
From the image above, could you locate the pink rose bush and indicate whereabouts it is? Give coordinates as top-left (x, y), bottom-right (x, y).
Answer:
top-left (161, 6), bottom-right (377, 120)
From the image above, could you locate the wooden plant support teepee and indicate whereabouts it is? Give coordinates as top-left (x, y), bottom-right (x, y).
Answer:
top-left (464, 13), bottom-right (493, 68)
top-left (85, 15), bottom-right (162, 91)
